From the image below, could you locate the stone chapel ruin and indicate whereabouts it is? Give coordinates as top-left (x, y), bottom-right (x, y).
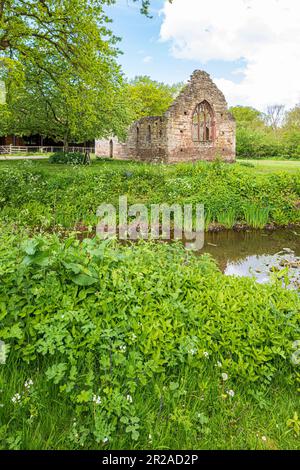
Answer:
top-left (95, 70), bottom-right (236, 163)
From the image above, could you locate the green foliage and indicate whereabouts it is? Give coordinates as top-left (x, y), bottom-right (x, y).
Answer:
top-left (0, 1), bottom-right (133, 144)
top-left (284, 105), bottom-right (300, 130)
top-left (230, 106), bottom-right (265, 130)
top-left (0, 157), bottom-right (299, 449)
top-left (126, 76), bottom-right (184, 120)
top-left (236, 128), bottom-right (300, 160)
top-left (243, 204), bottom-right (270, 229)
top-left (0, 159), bottom-right (299, 229)
top-left (49, 152), bottom-right (87, 165)
top-left (216, 208), bottom-right (237, 229)
top-left (0, 231), bottom-right (300, 448)
top-left (230, 105), bottom-right (300, 160)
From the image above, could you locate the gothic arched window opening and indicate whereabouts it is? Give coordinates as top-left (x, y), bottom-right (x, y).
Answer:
top-left (192, 101), bottom-right (215, 143)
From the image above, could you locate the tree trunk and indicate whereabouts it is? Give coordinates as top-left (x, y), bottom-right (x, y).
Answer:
top-left (63, 135), bottom-right (69, 152)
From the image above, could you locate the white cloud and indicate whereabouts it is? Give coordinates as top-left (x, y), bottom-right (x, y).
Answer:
top-left (142, 55), bottom-right (153, 63)
top-left (160, 0), bottom-right (300, 110)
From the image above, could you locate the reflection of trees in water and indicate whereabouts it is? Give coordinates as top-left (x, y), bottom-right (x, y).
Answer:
top-left (200, 230), bottom-right (300, 273)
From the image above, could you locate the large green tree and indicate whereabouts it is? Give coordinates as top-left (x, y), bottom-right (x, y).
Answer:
top-left (0, 1), bottom-right (172, 144)
top-left (229, 106), bottom-right (265, 130)
top-left (284, 104), bottom-right (300, 129)
top-left (2, 51), bottom-right (131, 146)
top-left (126, 76), bottom-right (184, 120)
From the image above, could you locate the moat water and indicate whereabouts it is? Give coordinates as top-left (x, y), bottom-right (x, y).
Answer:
top-left (199, 229), bottom-right (300, 290)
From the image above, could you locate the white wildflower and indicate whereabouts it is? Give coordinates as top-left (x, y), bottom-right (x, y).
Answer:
top-left (24, 379), bottom-right (33, 390)
top-left (262, 436), bottom-right (267, 442)
top-left (203, 351), bottom-right (209, 358)
top-left (217, 361), bottom-right (222, 368)
top-left (188, 348), bottom-right (197, 356)
top-left (11, 393), bottom-right (22, 404)
top-left (103, 437), bottom-right (109, 444)
top-left (119, 345), bottom-right (127, 352)
top-left (0, 340), bottom-right (7, 364)
top-left (227, 390), bottom-right (235, 398)
top-left (92, 395), bottom-right (102, 405)
top-left (126, 394), bottom-right (133, 403)
top-left (221, 373), bottom-right (229, 381)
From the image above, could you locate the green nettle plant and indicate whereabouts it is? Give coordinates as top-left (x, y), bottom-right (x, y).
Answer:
top-left (0, 229), bottom-right (300, 448)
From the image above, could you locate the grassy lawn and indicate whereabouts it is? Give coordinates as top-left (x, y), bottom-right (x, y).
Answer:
top-left (1, 156), bottom-right (300, 175)
top-left (237, 159), bottom-right (300, 174)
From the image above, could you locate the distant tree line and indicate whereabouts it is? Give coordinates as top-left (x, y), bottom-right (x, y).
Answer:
top-left (0, 2), bottom-right (298, 158)
top-left (230, 105), bottom-right (300, 159)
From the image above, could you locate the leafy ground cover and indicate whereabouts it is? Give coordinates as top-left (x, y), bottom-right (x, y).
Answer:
top-left (0, 231), bottom-right (300, 450)
top-left (0, 159), bottom-right (300, 450)
top-left (0, 158), bottom-right (299, 231)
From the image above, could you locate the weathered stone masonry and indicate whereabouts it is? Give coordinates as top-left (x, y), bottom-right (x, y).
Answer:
top-left (95, 70), bottom-right (236, 163)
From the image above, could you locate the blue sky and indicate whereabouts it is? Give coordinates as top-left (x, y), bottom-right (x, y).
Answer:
top-left (106, 0), bottom-right (300, 110)
top-left (106, 0), bottom-right (245, 86)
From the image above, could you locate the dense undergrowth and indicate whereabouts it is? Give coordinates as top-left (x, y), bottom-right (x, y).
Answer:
top-left (0, 159), bottom-right (299, 230)
top-left (0, 230), bottom-right (300, 449)
top-left (1, 159), bottom-right (300, 450)
top-left (236, 128), bottom-right (300, 160)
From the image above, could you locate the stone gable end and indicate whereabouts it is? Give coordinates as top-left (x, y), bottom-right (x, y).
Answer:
top-left (95, 70), bottom-right (236, 164)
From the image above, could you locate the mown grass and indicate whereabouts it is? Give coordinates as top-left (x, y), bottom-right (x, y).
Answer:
top-left (237, 159), bottom-right (300, 174)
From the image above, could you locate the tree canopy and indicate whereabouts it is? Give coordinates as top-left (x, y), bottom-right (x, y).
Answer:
top-left (0, 1), bottom-right (135, 144)
top-left (284, 104), bottom-right (300, 129)
top-left (229, 106), bottom-right (265, 129)
top-left (126, 76), bottom-right (184, 121)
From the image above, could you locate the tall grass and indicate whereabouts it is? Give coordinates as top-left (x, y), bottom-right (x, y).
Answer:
top-left (244, 204), bottom-right (270, 229)
top-left (217, 208), bottom-right (237, 229)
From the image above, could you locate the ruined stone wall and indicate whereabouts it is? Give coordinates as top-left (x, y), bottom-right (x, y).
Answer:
top-left (95, 70), bottom-right (236, 163)
top-left (95, 137), bottom-right (127, 159)
top-left (125, 116), bottom-right (168, 163)
top-left (165, 71), bottom-right (236, 163)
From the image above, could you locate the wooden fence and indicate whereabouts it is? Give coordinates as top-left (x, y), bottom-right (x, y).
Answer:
top-left (0, 145), bottom-right (95, 155)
